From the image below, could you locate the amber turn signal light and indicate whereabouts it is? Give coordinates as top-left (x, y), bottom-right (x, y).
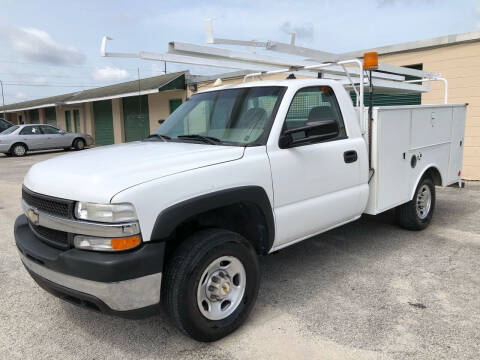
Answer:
top-left (111, 235), bottom-right (142, 251)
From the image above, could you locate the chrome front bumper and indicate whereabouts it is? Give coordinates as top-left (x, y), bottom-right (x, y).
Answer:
top-left (20, 251), bottom-right (162, 311)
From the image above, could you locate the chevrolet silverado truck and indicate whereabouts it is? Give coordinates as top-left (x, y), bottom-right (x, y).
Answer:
top-left (14, 78), bottom-right (466, 341)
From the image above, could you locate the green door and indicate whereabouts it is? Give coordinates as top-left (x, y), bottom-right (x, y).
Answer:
top-left (169, 99), bottom-right (182, 114)
top-left (351, 64), bottom-right (423, 106)
top-left (123, 95), bottom-right (150, 142)
top-left (45, 107), bottom-right (57, 126)
top-left (93, 100), bottom-right (114, 145)
top-left (65, 111), bottom-right (71, 132)
top-left (73, 110), bottom-right (80, 132)
top-left (30, 109), bottom-right (39, 123)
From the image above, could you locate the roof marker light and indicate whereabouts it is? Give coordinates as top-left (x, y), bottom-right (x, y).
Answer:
top-left (364, 52), bottom-right (378, 70)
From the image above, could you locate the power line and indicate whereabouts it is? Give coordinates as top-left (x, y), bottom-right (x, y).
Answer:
top-left (0, 71), bottom-right (136, 80)
top-left (0, 58), bottom-right (156, 72)
top-left (3, 83), bottom-right (99, 88)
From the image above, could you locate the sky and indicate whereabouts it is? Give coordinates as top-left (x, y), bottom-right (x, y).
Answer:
top-left (0, 0), bottom-right (479, 104)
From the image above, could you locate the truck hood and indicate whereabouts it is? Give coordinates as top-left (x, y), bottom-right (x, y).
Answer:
top-left (24, 141), bottom-right (245, 203)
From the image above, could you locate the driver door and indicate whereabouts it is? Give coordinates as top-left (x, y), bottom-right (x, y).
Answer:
top-left (40, 125), bottom-right (70, 148)
top-left (268, 86), bottom-right (365, 247)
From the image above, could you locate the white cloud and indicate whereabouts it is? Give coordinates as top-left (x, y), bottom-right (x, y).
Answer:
top-left (280, 21), bottom-right (314, 40)
top-left (0, 27), bottom-right (85, 65)
top-left (15, 91), bottom-right (27, 100)
top-left (92, 66), bottom-right (129, 81)
top-left (32, 76), bottom-right (47, 85)
top-left (377, 0), bottom-right (435, 7)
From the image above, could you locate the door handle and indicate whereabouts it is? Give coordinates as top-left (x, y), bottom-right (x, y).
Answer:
top-left (344, 150), bottom-right (358, 163)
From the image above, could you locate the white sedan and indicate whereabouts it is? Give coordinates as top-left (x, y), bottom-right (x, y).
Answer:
top-left (0, 124), bottom-right (94, 157)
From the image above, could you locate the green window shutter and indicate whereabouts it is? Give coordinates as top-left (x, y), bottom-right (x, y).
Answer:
top-left (45, 107), bottom-right (57, 126)
top-left (169, 99), bottom-right (182, 114)
top-left (93, 100), bottom-right (114, 145)
top-left (65, 111), bottom-right (71, 132)
top-left (73, 110), bottom-right (80, 132)
top-left (123, 95), bottom-right (150, 142)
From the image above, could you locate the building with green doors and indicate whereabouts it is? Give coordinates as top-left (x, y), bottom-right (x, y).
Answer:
top-left (1, 71), bottom-right (187, 146)
top-left (2, 29), bottom-right (480, 179)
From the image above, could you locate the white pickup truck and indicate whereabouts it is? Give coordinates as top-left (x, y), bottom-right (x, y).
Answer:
top-left (15, 77), bottom-right (466, 341)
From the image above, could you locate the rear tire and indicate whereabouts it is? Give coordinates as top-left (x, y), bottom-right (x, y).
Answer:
top-left (162, 229), bottom-right (260, 342)
top-left (73, 138), bottom-right (85, 151)
top-left (10, 143), bottom-right (27, 157)
top-left (396, 176), bottom-right (435, 230)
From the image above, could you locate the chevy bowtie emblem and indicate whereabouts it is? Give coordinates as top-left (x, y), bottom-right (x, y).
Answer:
top-left (27, 208), bottom-right (39, 225)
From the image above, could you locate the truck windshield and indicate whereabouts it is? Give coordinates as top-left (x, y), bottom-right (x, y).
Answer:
top-left (154, 86), bottom-right (286, 146)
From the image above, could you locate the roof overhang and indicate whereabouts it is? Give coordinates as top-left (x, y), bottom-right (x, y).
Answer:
top-left (63, 88), bottom-right (161, 105)
top-left (2, 72), bottom-right (186, 112)
top-left (3, 103), bottom-right (58, 113)
top-left (342, 30), bottom-right (480, 58)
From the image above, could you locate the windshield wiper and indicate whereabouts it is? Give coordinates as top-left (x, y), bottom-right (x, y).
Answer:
top-left (146, 134), bottom-right (171, 142)
top-left (177, 134), bottom-right (222, 145)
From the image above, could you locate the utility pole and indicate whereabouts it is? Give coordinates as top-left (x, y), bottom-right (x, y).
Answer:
top-left (0, 80), bottom-right (5, 120)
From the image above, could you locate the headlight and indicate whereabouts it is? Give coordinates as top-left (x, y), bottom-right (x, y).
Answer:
top-left (74, 234), bottom-right (141, 252)
top-left (75, 202), bottom-right (137, 223)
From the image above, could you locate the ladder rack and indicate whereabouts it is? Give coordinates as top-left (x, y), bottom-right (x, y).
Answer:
top-left (99, 21), bottom-right (448, 135)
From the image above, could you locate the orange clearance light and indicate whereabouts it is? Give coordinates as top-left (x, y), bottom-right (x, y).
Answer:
top-left (111, 235), bottom-right (141, 251)
top-left (364, 52), bottom-right (379, 70)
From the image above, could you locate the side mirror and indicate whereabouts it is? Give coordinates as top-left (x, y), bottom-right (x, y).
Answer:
top-left (279, 119), bottom-right (339, 148)
top-left (158, 119), bottom-right (165, 124)
top-left (279, 133), bottom-right (293, 148)
top-left (60, 130), bottom-right (66, 134)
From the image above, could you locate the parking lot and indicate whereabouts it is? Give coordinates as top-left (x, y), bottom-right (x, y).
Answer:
top-left (0, 151), bottom-right (479, 360)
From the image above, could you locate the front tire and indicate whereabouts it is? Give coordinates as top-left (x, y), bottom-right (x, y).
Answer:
top-left (163, 229), bottom-right (260, 342)
top-left (396, 176), bottom-right (435, 230)
top-left (11, 143), bottom-right (27, 157)
top-left (73, 138), bottom-right (85, 151)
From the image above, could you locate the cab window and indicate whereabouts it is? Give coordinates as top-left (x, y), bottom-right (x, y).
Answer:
top-left (284, 86), bottom-right (346, 141)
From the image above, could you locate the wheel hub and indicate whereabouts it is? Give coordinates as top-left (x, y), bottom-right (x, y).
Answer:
top-left (14, 145), bottom-right (25, 156)
top-left (416, 184), bottom-right (432, 219)
top-left (206, 270), bottom-right (232, 301)
top-left (196, 255), bottom-right (246, 321)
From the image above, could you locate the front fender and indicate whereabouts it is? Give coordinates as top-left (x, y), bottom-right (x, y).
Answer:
top-left (150, 186), bottom-right (275, 249)
top-left (110, 146), bottom-right (275, 247)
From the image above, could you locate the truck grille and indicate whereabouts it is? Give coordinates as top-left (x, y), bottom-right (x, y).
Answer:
top-left (22, 187), bottom-right (74, 219)
top-left (29, 223), bottom-right (71, 249)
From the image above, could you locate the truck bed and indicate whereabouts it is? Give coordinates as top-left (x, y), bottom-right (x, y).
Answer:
top-left (364, 104), bottom-right (466, 215)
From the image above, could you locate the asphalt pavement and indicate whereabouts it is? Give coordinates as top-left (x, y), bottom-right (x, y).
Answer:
top-left (0, 150), bottom-right (479, 359)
